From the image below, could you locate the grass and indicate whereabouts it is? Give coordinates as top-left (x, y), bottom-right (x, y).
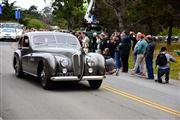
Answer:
top-left (128, 42), bottom-right (180, 80)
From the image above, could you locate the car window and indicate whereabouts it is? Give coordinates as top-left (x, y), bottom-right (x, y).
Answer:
top-left (2, 28), bottom-right (16, 33)
top-left (33, 35), bottom-right (56, 45)
top-left (55, 35), bottom-right (80, 48)
top-left (32, 34), bottom-right (80, 49)
top-left (22, 36), bottom-right (30, 47)
top-left (2, 23), bottom-right (19, 28)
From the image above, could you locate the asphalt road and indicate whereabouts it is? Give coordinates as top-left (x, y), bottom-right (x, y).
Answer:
top-left (0, 41), bottom-right (180, 120)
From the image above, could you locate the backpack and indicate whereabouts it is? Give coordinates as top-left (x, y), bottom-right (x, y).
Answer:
top-left (156, 53), bottom-right (167, 66)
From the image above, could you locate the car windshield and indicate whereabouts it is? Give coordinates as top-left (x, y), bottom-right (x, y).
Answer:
top-left (2, 23), bottom-right (19, 28)
top-left (32, 34), bottom-right (80, 49)
top-left (2, 28), bottom-right (16, 33)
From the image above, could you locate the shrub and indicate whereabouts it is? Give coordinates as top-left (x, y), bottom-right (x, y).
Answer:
top-left (25, 18), bottom-right (48, 29)
top-left (159, 27), bottom-right (180, 36)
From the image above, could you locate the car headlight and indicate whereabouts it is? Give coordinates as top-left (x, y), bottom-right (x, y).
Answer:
top-left (60, 58), bottom-right (69, 67)
top-left (87, 58), bottom-right (95, 67)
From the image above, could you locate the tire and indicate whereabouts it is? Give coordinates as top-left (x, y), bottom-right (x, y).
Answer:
top-left (88, 80), bottom-right (102, 89)
top-left (38, 63), bottom-right (53, 90)
top-left (14, 57), bottom-right (24, 78)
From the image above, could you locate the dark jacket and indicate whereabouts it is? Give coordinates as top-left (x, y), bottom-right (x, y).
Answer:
top-left (129, 35), bottom-right (137, 50)
top-left (118, 36), bottom-right (131, 56)
top-left (99, 39), bottom-right (107, 52)
top-left (144, 41), bottom-right (155, 59)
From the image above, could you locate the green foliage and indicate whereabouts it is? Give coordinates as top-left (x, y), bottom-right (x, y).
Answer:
top-left (53, 18), bottom-right (68, 29)
top-left (25, 18), bottom-right (48, 29)
top-left (23, 5), bottom-right (42, 20)
top-left (123, 0), bottom-right (174, 33)
top-left (0, 0), bottom-right (16, 21)
top-left (52, 0), bottom-right (86, 30)
top-left (97, 0), bottom-right (180, 34)
top-left (95, 0), bottom-right (118, 33)
top-left (159, 27), bottom-right (180, 36)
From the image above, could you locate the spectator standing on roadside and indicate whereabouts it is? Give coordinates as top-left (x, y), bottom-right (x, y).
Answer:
top-left (156, 47), bottom-right (176, 83)
top-left (82, 32), bottom-right (90, 53)
top-left (132, 33), bottom-right (148, 76)
top-left (118, 31), bottom-right (131, 72)
top-left (77, 32), bottom-right (83, 46)
top-left (99, 33), bottom-right (108, 53)
top-left (113, 36), bottom-right (121, 75)
top-left (133, 32), bottom-right (142, 65)
top-left (107, 36), bottom-right (116, 58)
top-left (96, 35), bottom-right (102, 53)
top-left (129, 31), bottom-right (137, 50)
top-left (91, 32), bottom-right (97, 52)
top-left (144, 35), bottom-right (155, 79)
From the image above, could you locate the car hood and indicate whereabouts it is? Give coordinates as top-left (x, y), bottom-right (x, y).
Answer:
top-left (33, 47), bottom-right (80, 58)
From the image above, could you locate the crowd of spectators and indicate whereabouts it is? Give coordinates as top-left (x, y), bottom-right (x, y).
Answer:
top-left (74, 30), bottom-right (176, 83)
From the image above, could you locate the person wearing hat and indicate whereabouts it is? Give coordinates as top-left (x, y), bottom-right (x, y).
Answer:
top-left (132, 33), bottom-right (148, 76)
top-left (144, 35), bottom-right (155, 79)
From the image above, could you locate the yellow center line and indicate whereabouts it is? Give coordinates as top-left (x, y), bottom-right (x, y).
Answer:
top-left (102, 84), bottom-right (180, 117)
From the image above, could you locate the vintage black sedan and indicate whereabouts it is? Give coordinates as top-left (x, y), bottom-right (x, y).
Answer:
top-left (13, 32), bottom-right (105, 89)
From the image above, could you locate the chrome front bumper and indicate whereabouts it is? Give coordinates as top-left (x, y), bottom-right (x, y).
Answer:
top-left (50, 76), bottom-right (105, 81)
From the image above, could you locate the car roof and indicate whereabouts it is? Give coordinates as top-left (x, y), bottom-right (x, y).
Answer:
top-left (25, 31), bottom-right (76, 38)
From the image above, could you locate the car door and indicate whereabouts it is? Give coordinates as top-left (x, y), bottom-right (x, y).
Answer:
top-left (21, 36), bottom-right (32, 73)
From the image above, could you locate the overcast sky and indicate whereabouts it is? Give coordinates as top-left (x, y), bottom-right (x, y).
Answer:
top-left (7, 0), bottom-right (52, 11)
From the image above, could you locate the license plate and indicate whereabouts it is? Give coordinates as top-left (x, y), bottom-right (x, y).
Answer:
top-left (4, 36), bottom-right (11, 38)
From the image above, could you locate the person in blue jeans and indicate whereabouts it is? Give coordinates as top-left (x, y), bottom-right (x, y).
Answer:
top-left (156, 47), bottom-right (176, 83)
top-left (114, 51), bottom-right (121, 75)
top-left (144, 35), bottom-right (155, 79)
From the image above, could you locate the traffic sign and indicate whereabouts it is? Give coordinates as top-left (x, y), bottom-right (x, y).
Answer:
top-left (0, 4), bottom-right (2, 15)
top-left (15, 9), bottom-right (21, 19)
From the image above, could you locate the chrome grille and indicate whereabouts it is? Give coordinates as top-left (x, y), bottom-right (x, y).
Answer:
top-left (72, 54), bottom-right (83, 75)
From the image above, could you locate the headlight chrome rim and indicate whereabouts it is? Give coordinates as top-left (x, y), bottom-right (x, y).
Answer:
top-left (87, 58), bottom-right (95, 67)
top-left (60, 58), bottom-right (69, 67)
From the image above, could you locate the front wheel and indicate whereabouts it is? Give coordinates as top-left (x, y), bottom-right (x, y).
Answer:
top-left (88, 80), bottom-right (102, 89)
top-left (14, 58), bottom-right (24, 78)
top-left (38, 63), bottom-right (53, 90)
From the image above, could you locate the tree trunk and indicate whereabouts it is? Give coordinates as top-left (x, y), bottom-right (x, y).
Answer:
top-left (148, 17), bottom-right (153, 35)
top-left (67, 16), bottom-right (73, 31)
top-left (167, 18), bottom-right (173, 45)
top-left (114, 8), bottom-right (124, 31)
top-left (102, 0), bottom-right (124, 31)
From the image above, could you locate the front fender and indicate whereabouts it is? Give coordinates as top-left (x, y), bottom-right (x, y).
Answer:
top-left (86, 52), bottom-right (105, 75)
top-left (34, 53), bottom-right (57, 76)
